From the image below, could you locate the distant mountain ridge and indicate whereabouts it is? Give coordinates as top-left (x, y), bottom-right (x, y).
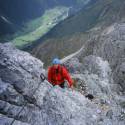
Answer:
top-left (31, 0), bottom-right (125, 66)
top-left (0, 0), bottom-right (91, 36)
top-left (36, 0), bottom-right (125, 39)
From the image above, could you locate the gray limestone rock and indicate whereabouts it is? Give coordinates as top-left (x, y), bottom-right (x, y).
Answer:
top-left (79, 23), bottom-right (125, 93)
top-left (0, 43), bottom-right (125, 125)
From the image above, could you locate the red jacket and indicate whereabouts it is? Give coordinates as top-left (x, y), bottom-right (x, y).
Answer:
top-left (48, 65), bottom-right (73, 87)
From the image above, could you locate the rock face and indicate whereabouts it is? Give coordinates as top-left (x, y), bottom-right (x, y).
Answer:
top-left (0, 43), bottom-right (50, 125)
top-left (65, 56), bottom-right (112, 96)
top-left (79, 23), bottom-right (125, 93)
top-left (0, 43), bottom-right (125, 125)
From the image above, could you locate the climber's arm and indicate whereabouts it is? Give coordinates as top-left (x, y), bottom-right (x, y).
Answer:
top-left (63, 68), bottom-right (73, 88)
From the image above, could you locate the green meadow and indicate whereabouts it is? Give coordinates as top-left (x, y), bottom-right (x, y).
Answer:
top-left (11, 6), bottom-right (69, 47)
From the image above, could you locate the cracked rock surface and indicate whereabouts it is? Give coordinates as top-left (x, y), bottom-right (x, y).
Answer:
top-left (0, 33), bottom-right (125, 125)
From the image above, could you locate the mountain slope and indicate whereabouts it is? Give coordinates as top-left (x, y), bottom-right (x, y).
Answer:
top-left (40, 0), bottom-right (125, 38)
top-left (11, 6), bottom-right (69, 47)
top-left (0, 0), bottom-right (45, 36)
top-left (31, 0), bottom-right (125, 66)
top-left (0, 43), bottom-right (125, 125)
top-left (0, 0), bottom-right (91, 44)
top-left (78, 23), bottom-right (125, 92)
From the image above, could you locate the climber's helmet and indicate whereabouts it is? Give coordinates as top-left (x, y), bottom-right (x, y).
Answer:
top-left (52, 58), bottom-right (61, 65)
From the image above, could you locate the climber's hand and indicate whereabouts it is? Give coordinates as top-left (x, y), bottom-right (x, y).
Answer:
top-left (70, 85), bottom-right (74, 91)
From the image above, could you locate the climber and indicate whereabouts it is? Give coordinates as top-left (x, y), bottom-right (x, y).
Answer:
top-left (48, 58), bottom-right (73, 89)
